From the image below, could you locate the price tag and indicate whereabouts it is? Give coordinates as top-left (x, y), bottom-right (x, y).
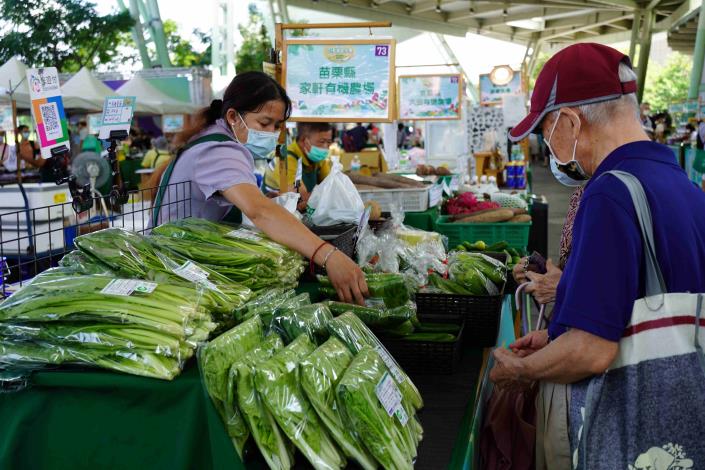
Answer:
top-left (101, 279), bottom-right (157, 296)
top-left (375, 345), bottom-right (405, 384)
top-left (375, 372), bottom-right (409, 425)
top-left (99, 96), bottom-right (136, 139)
top-left (173, 261), bottom-right (216, 290)
top-left (365, 297), bottom-right (386, 309)
top-left (429, 183), bottom-right (443, 208)
top-left (226, 228), bottom-right (263, 242)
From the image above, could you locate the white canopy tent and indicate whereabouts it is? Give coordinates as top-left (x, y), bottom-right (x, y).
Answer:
top-left (116, 75), bottom-right (197, 115)
top-left (0, 57), bottom-right (30, 108)
top-left (61, 67), bottom-right (114, 111)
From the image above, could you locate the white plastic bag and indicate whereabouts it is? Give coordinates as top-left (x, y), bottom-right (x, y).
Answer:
top-left (306, 157), bottom-right (364, 226)
top-left (242, 192), bottom-right (300, 227)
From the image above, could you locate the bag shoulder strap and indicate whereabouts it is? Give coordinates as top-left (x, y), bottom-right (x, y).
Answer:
top-left (602, 170), bottom-right (666, 296)
top-left (152, 133), bottom-right (235, 227)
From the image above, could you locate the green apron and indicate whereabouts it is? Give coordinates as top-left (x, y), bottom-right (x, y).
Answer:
top-left (152, 133), bottom-right (239, 227)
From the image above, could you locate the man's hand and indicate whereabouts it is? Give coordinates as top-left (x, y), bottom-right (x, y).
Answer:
top-left (510, 329), bottom-right (549, 357)
top-left (489, 348), bottom-right (532, 390)
top-left (525, 259), bottom-right (562, 304)
top-left (512, 257), bottom-right (529, 284)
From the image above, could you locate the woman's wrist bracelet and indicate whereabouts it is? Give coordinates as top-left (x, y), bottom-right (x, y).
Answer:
top-left (322, 247), bottom-right (339, 271)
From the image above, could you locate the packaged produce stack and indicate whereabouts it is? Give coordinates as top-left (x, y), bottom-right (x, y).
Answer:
top-left (150, 218), bottom-right (305, 292)
top-left (200, 290), bottom-right (424, 470)
top-left (0, 269), bottom-right (216, 380)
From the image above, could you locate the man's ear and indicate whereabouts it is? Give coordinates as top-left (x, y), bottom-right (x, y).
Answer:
top-left (566, 107), bottom-right (582, 138)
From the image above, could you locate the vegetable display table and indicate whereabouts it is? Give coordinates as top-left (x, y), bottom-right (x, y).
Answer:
top-left (0, 294), bottom-right (516, 470)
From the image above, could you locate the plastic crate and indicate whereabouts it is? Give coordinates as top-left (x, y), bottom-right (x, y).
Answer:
top-left (415, 252), bottom-right (507, 348)
top-left (434, 215), bottom-right (531, 250)
top-left (357, 187), bottom-right (431, 213)
top-left (379, 316), bottom-right (464, 375)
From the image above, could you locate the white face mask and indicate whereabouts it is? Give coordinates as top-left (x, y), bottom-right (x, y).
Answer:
top-left (545, 109), bottom-right (590, 183)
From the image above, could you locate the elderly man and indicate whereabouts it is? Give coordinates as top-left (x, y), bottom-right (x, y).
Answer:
top-left (490, 43), bottom-right (705, 469)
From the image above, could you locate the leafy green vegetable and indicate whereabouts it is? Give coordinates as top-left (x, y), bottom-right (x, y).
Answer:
top-left (255, 335), bottom-right (346, 470)
top-left (271, 303), bottom-right (333, 345)
top-left (234, 288), bottom-right (296, 323)
top-left (229, 335), bottom-right (293, 470)
top-left (319, 273), bottom-right (411, 309)
top-left (326, 312), bottom-right (423, 411)
top-left (337, 347), bottom-right (421, 469)
top-left (325, 301), bottom-right (417, 328)
top-left (59, 250), bottom-right (113, 275)
top-left (199, 316), bottom-right (264, 456)
top-left (300, 338), bottom-right (377, 470)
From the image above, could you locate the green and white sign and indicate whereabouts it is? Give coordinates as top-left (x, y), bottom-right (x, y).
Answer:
top-left (398, 74), bottom-right (462, 120)
top-left (0, 104), bottom-right (13, 131)
top-left (284, 39), bottom-right (395, 122)
top-left (99, 96), bottom-right (136, 139)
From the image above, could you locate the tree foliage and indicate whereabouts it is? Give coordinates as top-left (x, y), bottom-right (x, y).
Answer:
top-left (235, 4), bottom-right (271, 74)
top-left (643, 53), bottom-right (692, 112)
top-left (0, 0), bottom-right (134, 72)
top-left (163, 19), bottom-right (211, 68)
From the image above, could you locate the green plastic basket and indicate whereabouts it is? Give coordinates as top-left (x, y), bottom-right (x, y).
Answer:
top-left (434, 215), bottom-right (531, 250)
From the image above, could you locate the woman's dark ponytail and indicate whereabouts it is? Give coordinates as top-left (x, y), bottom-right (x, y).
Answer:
top-left (207, 99), bottom-right (223, 123)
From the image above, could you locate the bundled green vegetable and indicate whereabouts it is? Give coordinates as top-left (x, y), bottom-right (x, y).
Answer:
top-left (229, 335), bottom-right (293, 470)
top-left (424, 252), bottom-right (507, 296)
top-left (59, 250), bottom-right (113, 275)
top-left (255, 335), bottom-right (346, 470)
top-left (271, 303), bottom-right (333, 345)
top-left (337, 347), bottom-right (423, 470)
top-left (318, 273), bottom-right (411, 309)
top-left (151, 219), bottom-right (304, 291)
top-left (326, 301), bottom-right (417, 328)
top-left (73, 228), bottom-right (252, 315)
top-left (326, 312), bottom-right (423, 411)
top-left (234, 288), bottom-right (296, 323)
top-left (300, 338), bottom-right (377, 470)
top-left (199, 316), bottom-right (264, 456)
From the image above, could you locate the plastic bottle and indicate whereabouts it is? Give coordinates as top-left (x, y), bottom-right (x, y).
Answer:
top-left (351, 155), bottom-right (361, 172)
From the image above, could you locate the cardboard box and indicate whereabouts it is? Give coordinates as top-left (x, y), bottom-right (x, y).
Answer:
top-left (339, 150), bottom-right (388, 173)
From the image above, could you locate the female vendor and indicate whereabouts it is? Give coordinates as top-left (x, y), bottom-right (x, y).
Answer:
top-left (151, 71), bottom-right (368, 304)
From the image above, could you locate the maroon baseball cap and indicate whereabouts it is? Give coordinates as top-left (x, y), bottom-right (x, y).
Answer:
top-left (509, 43), bottom-right (637, 142)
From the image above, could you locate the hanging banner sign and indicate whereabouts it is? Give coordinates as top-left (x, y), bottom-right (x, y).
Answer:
top-left (99, 96), bottom-right (136, 139)
top-left (398, 74), bottom-right (462, 121)
top-left (283, 38), bottom-right (396, 122)
top-left (162, 114), bottom-right (184, 133)
top-left (87, 113), bottom-right (102, 135)
top-left (479, 68), bottom-right (522, 105)
top-left (0, 104), bottom-right (13, 132)
top-left (26, 67), bottom-right (70, 159)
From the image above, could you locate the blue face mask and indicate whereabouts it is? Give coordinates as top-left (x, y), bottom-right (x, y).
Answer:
top-left (545, 108), bottom-right (590, 183)
top-left (307, 145), bottom-right (329, 163)
top-left (234, 113), bottom-right (279, 159)
top-left (550, 157), bottom-right (583, 187)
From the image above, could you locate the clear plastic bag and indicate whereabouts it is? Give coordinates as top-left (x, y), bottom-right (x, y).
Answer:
top-left (325, 301), bottom-right (417, 328)
top-left (336, 347), bottom-right (423, 470)
top-left (447, 251), bottom-right (506, 295)
top-left (271, 303), bottom-right (334, 345)
top-left (255, 335), bottom-right (346, 470)
top-left (234, 288), bottom-right (296, 323)
top-left (229, 334), bottom-right (294, 469)
top-left (306, 157), bottom-right (364, 227)
top-left (299, 338), bottom-right (377, 470)
top-left (326, 312), bottom-right (423, 411)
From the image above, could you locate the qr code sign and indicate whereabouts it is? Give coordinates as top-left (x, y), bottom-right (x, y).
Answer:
top-left (39, 102), bottom-right (63, 141)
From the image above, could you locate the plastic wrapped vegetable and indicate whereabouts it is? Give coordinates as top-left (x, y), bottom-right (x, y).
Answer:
top-left (59, 250), bottom-right (113, 275)
top-left (337, 347), bottom-right (422, 469)
top-left (199, 316), bottom-right (264, 456)
top-left (326, 312), bottom-right (423, 411)
top-left (74, 228), bottom-right (252, 314)
top-left (326, 301), bottom-right (417, 328)
top-left (234, 288), bottom-right (296, 323)
top-left (319, 273), bottom-right (411, 309)
top-left (255, 335), bottom-right (346, 470)
top-left (265, 293), bottom-right (311, 330)
top-left (229, 334), bottom-right (293, 470)
top-left (300, 338), bottom-right (377, 470)
top-left (271, 304), bottom-right (334, 345)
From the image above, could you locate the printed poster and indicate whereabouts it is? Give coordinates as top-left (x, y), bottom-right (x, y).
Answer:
top-left (99, 96), bottom-right (136, 139)
top-left (398, 74), bottom-right (462, 120)
top-left (162, 114), bottom-right (184, 133)
top-left (26, 67), bottom-right (70, 159)
top-left (284, 39), bottom-right (395, 121)
top-left (87, 113), bottom-right (102, 135)
top-left (479, 71), bottom-right (521, 105)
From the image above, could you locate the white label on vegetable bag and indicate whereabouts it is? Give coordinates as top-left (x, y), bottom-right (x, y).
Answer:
top-left (375, 345), bottom-right (406, 384)
top-left (101, 279), bottom-right (157, 296)
top-left (375, 372), bottom-right (408, 425)
top-left (173, 261), bottom-right (217, 290)
top-left (226, 228), bottom-right (262, 242)
top-left (365, 297), bottom-right (386, 309)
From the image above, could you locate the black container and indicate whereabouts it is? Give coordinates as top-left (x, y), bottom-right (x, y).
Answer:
top-left (304, 223), bottom-right (358, 277)
top-left (379, 316), bottom-right (464, 375)
top-left (414, 252), bottom-right (507, 347)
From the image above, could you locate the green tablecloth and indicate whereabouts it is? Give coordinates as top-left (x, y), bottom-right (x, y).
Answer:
top-left (0, 364), bottom-right (242, 470)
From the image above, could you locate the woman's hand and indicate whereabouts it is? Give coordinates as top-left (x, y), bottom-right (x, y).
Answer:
top-left (509, 329), bottom-right (549, 357)
top-left (524, 259), bottom-right (562, 304)
top-left (320, 249), bottom-right (368, 305)
top-left (512, 257), bottom-right (529, 283)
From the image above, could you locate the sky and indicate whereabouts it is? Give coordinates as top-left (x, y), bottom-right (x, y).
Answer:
top-left (93, 0), bottom-right (527, 83)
